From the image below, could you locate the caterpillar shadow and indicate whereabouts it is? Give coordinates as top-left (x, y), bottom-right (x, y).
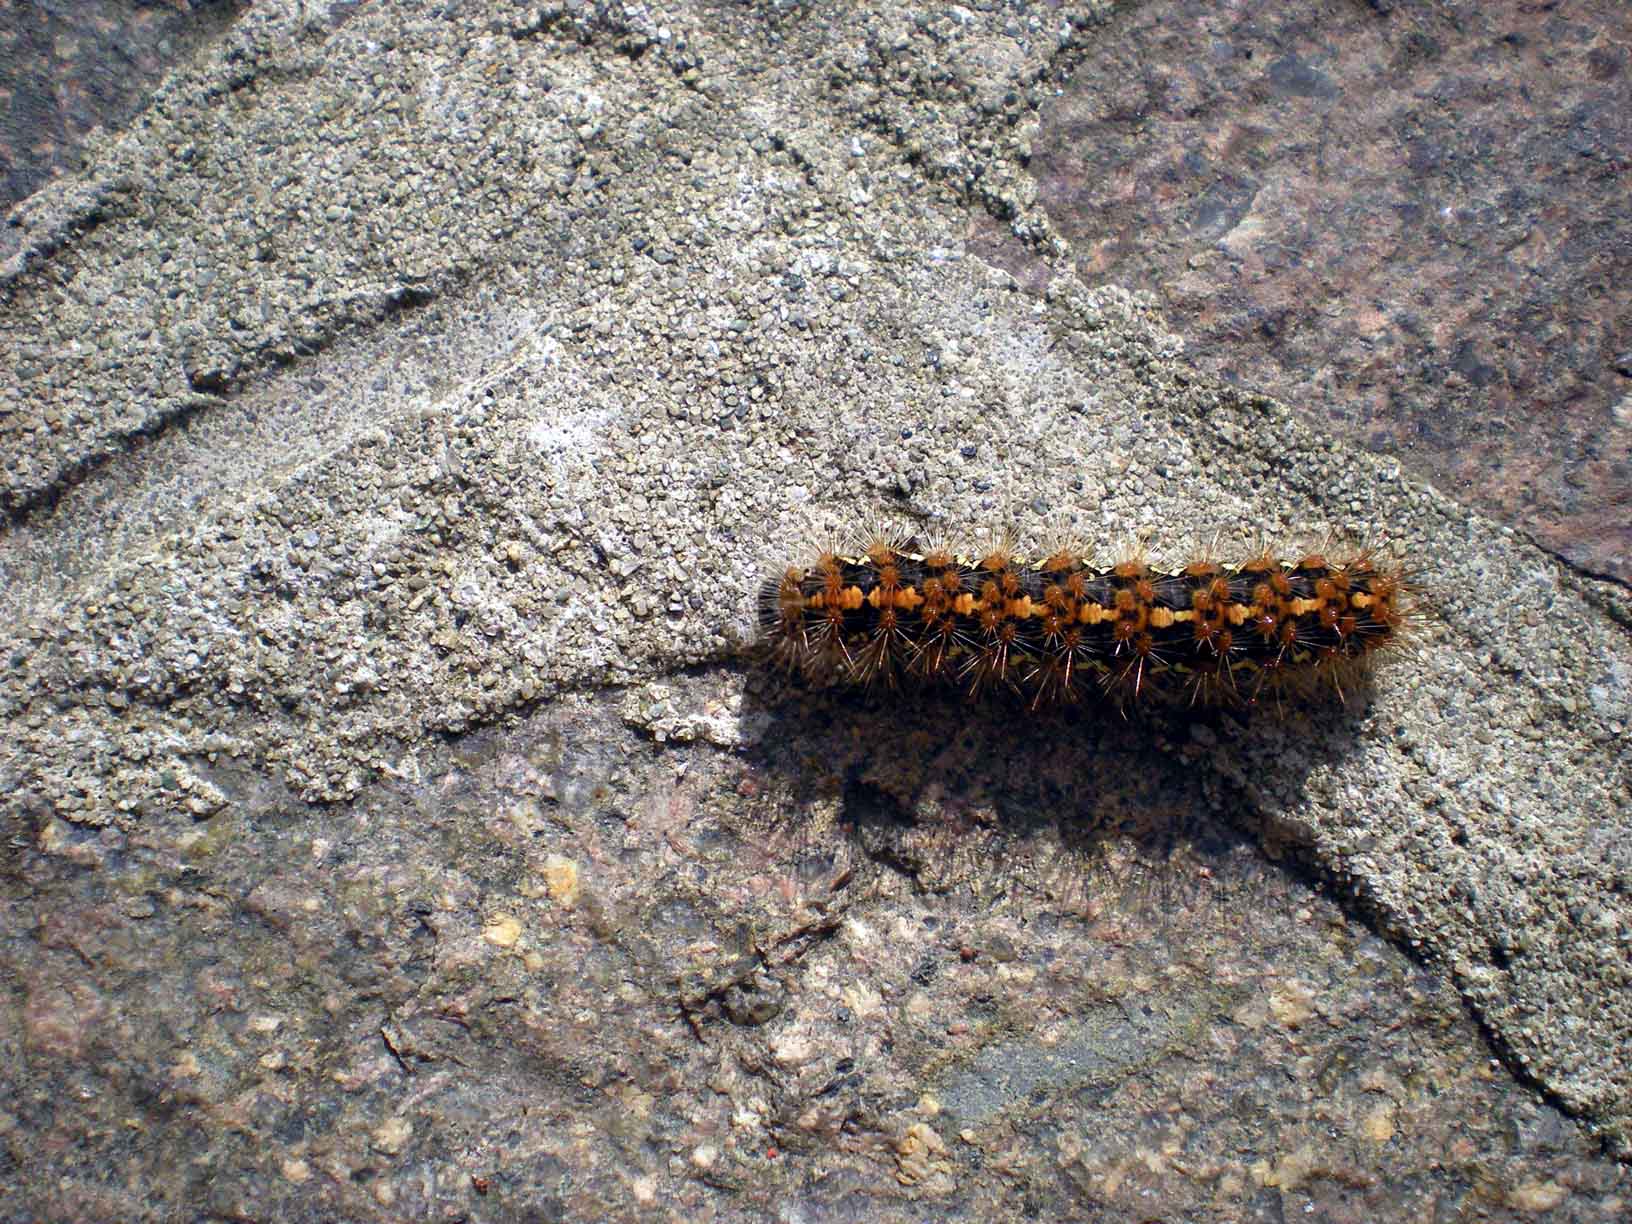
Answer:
top-left (733, 664), bottom-right (1381, 926)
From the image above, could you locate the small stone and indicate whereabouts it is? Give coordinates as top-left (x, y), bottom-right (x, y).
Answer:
top-left (1256, 1145), bottom-right (1317, 1191)
top-left (38, 819), bottom-right (71, 855)
top-left (1268, 979), bottom-right (1316, 1028)
top-left (542, 855), bottom-right (580, 906)
top-left (771, 1033), bottom-right (815, 1068)
top-left (371, 1116), bottom-right (413, 1156)
top-left (1507, 1181), bottom-right (1567, 1212)
top-left (483, 914), bottom-right (522, 947)
top-left (894, 1122), bottom-right (948, 1186)
top-left (1361, 1102), bottom-right (1396, 1144)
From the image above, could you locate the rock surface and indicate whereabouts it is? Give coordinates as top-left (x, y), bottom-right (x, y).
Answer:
top-left (1, 1), bottom-right (1629, 1219)
top-left (1025, 0), bottom-right (1632, 582)
top-left (0, 0), bottom-right (248, 219)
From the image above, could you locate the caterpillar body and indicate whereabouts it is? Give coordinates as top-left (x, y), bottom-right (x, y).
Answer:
top-left (758, 538), bottom-right (1410, 709)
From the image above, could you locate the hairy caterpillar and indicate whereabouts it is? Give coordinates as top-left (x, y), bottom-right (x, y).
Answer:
top-left (758, 536), bottom-right (1410, 709)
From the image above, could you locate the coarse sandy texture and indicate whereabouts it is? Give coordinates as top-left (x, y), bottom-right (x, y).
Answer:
top-left (1, 0), bottom-right (1629, 1217)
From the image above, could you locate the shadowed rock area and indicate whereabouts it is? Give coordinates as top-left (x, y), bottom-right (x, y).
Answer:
top-left (2, 2), bottom-right (1629, 1219)
top-left (0, 0), bottom-right (249, 221)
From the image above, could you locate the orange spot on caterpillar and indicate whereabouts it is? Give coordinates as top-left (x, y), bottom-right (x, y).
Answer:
top-left (1079, 602), bottom-right (1111, 626)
